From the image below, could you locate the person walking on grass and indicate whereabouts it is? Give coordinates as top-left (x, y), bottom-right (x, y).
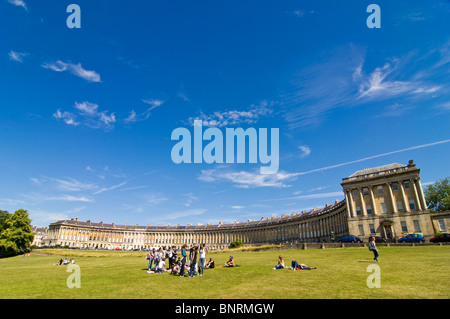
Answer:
top-left (369, 237), bottom-right (379, 262)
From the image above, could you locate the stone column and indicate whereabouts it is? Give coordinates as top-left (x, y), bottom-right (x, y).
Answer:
top-left (415, 179), bottom-right (427, 211)
top-left (347, 190), bottom-right (355, 218)
top-left (359, 188), bottom-right (367, 216)
top-left (368, 186), bottom-right (377, 215)
top-left (399, 181), bottom-right (410, 212)
top-left (410, 179), bottom-right (422, 211)
top-left (387, 182), bottom-right (396, 213)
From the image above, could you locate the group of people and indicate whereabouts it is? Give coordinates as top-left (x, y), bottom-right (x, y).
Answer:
top-left (272, 237), bottom-right (380, 270)
top-left (272, 255), bottom-right (316, 271)
top-left (146, 243), bottom-right (216, 276)
top-left (54, 257), bottom-right (75, 266)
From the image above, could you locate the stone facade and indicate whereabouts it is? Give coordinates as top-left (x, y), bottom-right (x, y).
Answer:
top-left (342, 160), bottom-right (434, 241)
top-left (42, 160), bottom-right (444, 249)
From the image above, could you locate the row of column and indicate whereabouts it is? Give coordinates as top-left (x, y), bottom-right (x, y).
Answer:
top-left (345, 178), bottom-right (426, 218)
top-left (51, 208), bottom-right (349, 248)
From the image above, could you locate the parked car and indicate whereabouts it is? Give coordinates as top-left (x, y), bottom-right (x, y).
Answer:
top-left (373, 236), bottom-right (386, 243)
top-left (115, 247), bottom-right (122, 250)
top-left (398, 233), bottom-right (425, 243)
top-left (338, 235), bottom-right (363, 243)
top-left (430, 233), bottom-right (450, 243)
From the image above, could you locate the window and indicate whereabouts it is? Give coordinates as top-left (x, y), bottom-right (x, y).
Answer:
top-left (366, 205), bottom-right (372, 215)
top-left (353, 190), bottom-right (359, 197)
top-left (369, 224), bottom-right (376, 234)
top-left (363, 188), bottom-right (369, 195)
top-left (438, 220), bottom-right (447, 232)
top-left (358, 225), bottom-right (365, 236)
top-left (404, 181), bottom-right (410, 189)
top-left (356, 206), bottom-right (361, 216)
top-left (381, 203), bottom-right (387, 214)
top-left (409, 199), bottom-right (416, 210)
top-left (413, 220), bottom-right (421, 232)
top-left (377, 186), bottom-right (384, 194)
top-left (396, 201), bottom-right (403, 212)
top-left (392, 183), bottom-right (399, 191)
top-left (401, 221), bottom-right (408, 232)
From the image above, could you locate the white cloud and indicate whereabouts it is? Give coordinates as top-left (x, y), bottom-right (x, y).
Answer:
top-left (92, 181), bottom-right (128, 195)
top-left (188, 100), bottom-right (274, 127)
top-left (54, 101), bottom-right (116, 129)
top-left (163, 208), bottom-right (207, 221)
top-left (298, 145), bottom-right (311, 158)
top-left (42, 60), bottom-right (101, 82)
top-left (8, 50), bottom-right (28, 63)
top-left (23, 192), bottom-right (93, 203)
top-left (125, 99), bottom-right (165, 123)
top-left (53, 109), bottom-right (80, 126)
top-left (198, 168), bottom-right (298, 188)
top-left (291, 10), bottom-right (315, 17)
top-left (8, 0), bottom-right (27, 11)
top-left (281, 45), bottom-right (447, 129)
top-left (31, 176), bottom-right (97, 192)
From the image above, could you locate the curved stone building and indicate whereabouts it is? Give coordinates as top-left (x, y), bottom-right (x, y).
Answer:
top-left (45, 160), bottom-right (440, 250)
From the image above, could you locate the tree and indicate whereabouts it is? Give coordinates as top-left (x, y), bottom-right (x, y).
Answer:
top-left (229, 238), bottom-right (243, 249)
top-left (0, 209), bottom-right (35, 258)
top-left (0, 210), bottom-right (10, 231)
top-left (425, 177), bottom-right (450, 213)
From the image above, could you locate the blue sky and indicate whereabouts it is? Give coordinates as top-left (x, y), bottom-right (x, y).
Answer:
top-left (1, 0), bottom-right (450, 227)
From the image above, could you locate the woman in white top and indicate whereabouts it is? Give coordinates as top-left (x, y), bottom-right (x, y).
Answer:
top-left (198, 244), bottom-right (207, 276)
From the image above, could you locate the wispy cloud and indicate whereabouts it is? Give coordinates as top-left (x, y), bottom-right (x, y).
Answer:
top-left (42, 60), bottom-right (101, 82)
top-left (280, 44), bottom-right (447, 129)
top-left (125, 99), bottom-right (165, 123)
top-left (188, 100), bottom-right (274, 127)
top-left (298, 145), bottom-right (311, 158)
top-left (31, 176), bottom-right (97, 192)
top-left (160, 208), bottom-right (206, 221)
top-left (8, 50), bottom-right (28, 63)
top-left (23, 192), bottom-right (93, 203)
top-left (290, 10), bottom-right (315, 18)
top-left (182, 192), bottom-right (199, 207)
top-left (291, 139), bottom-right (450, 177)
top-left (92, 181), bottom-right (128, 195)
top-left (198, 168), bottom-right (298, 188)
top-left (53, 101), bottom-right (116, 129)
top-left (8, 0), bottom-right (27, 11)
top-left (264, 191), bottom-right (343, 202)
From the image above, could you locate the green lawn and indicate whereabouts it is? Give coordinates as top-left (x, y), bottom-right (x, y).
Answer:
top-left (0, 246), bottom-right (449, 299)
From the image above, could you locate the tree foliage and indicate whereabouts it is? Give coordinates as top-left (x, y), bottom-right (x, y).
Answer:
top-left (425, 177), bottom-right (450, 213)
top-left (229, 238), bottom-right (243, 248)
top-left (0, 209), bottom-right (35, 258)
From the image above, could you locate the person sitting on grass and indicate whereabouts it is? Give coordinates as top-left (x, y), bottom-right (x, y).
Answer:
top-left (155, 257), bottom-right (167, 273)
top-left (171, 259), bottom-right (181, 275)
top-left (273, 255), bottom-right (286, 270)
top-left (224, 256), bottom-right (235, 267)
top-left (290, 260), bottom-right (316, 270)
top-left (205, 257), bottom-right (215, 269)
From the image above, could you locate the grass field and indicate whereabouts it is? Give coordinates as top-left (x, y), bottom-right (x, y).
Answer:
top-left (0, 245), bottom-right (449, 299)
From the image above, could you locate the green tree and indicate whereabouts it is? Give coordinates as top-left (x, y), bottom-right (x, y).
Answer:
top-left (425, 177), bottom-right (450, 213)
top-left (0, 209), bottom-right (35, 258)
top-left (229, 238), bottom-right (243, 248)
top-left (0, 210), bottom-right (10, 231)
